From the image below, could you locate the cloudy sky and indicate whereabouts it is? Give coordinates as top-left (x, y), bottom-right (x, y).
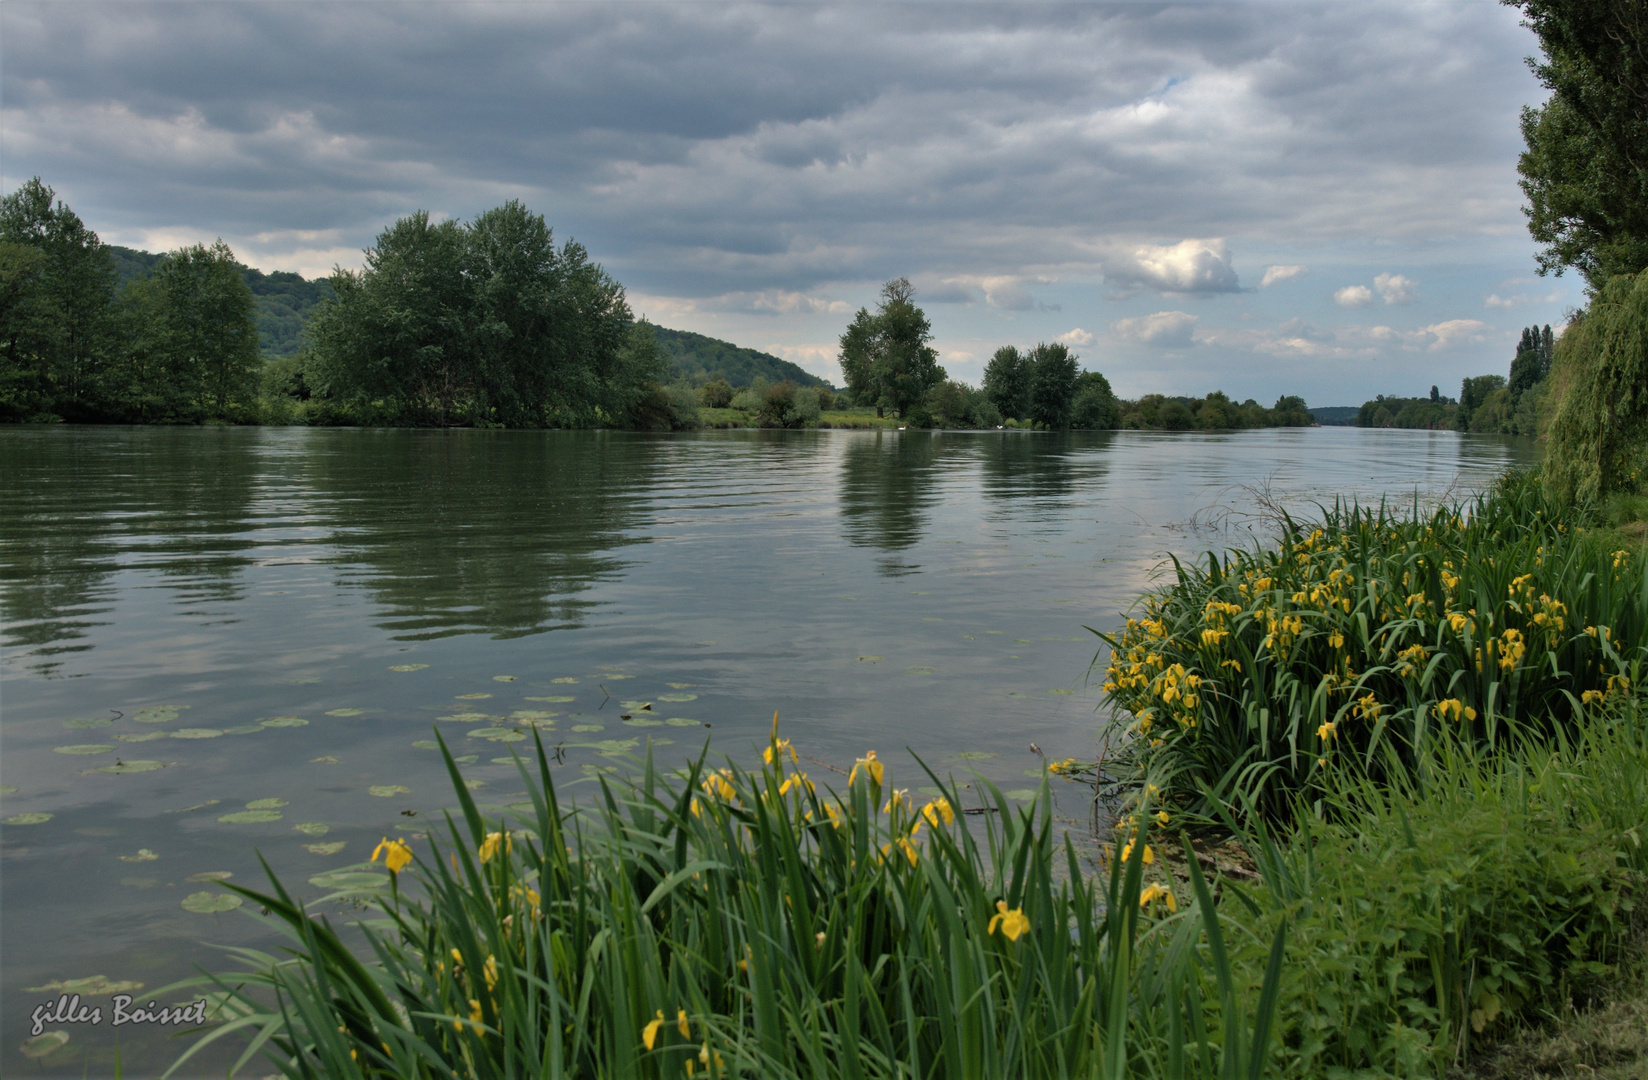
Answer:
top-left (1, 1), bottom-right (1578, 405)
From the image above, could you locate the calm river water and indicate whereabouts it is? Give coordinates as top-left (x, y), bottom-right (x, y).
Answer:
top-left (0, 425), bottom-right (1537, 1075)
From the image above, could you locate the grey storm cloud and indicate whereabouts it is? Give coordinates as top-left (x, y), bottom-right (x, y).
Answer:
top-left (1, 2), bottom-right (1539, 299)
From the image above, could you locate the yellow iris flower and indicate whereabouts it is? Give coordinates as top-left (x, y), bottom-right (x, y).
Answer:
top-left (371, 836), bottom-right (413, 875)
top-left (988, 900), bottom-right (1030, 942)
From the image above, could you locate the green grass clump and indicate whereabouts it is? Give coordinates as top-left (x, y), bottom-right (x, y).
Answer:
top-left (1099, 471), bottom-right (1648, 821)
top-left (166, 731), bottom-right (1285, 1079)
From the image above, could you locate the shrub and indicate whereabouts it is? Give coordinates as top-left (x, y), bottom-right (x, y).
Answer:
top-left (699, 379), bottom-right (734, 408)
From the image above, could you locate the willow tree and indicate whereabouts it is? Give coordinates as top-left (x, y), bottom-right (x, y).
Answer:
top-left (1544, 269), bottom-right (1648, 502)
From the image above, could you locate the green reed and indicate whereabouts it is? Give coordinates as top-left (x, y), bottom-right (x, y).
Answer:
top-left (1098, 471), bottom-right (1647, 821)
top-left (163, 728), bottom-right (1284, 1079)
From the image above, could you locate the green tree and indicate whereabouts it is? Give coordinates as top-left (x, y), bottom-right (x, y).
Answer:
top-left (0, 178), bottom-right (119, 420)
top-left (1509, 0), bottom-right (1648, 288)
top-left (837, 278), bottom-right (945, 418)
top-left (982, 345), bottom-right (1031, 421)
top-left (1070, 370), bottom-right (1119, 429)
top-left (1545, 268), bottom-right (1648, 500)
top-left (1025, 342), bottom-right (1078, 429)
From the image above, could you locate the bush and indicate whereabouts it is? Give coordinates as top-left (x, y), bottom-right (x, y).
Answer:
top-left (1545, 269), bottom-right (1648, 502)
top-left (757, 380), bottom-right (800, 427)
top-left (728, 388), bottom-right (761, 412)
top-left (699, 379), bottom-right (734, 408)
top-left (793, 385), bottom-right (822, 425)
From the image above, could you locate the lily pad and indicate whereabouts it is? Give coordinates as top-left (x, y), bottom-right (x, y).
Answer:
top-left (260, 716), bottom-right (308, 728)
top-left (525, 695), bottom-right (576, 703)
top-left (665, 717), bottom-right (702, 727)
top-left (621, 701), bottom-right (654, 711)
top-left (118, 849), bottom-right (159, 863)
top-left (223, 724), bottom-right (264, 735)
top-left (0, 783), bottom-right (16, 794)
top-left (412, 740), bottom-right (440, 750)
top-left (455, 693), bottom-right (493, 700)
top-left (312, 756), bottom-right (339, 764)
top-left (571, 723), bottom-right (604, 732)
top-left (19, 1031), bottom-right (69, 1059)
top-left (181, 891), bottom-right (242, 914)
top-left (167, 800), bottom-right (219, 813)
top-left (115, 732), bottom-right (169, 742)
top-left (369, 785), bottom-right (411, 797)
top-left (305, 841), bottom-right (346, 855)
top-left (95, 760), bottom-right (164, 773)
top-left (1047, 689), bottom-right (1075, 695)
top-left (588, 738), bottom-right (639, 757)
top-left (857, 656), bottom-right (884, 662)
top-left (510, 710), bottom-right (558, 720)
top-left (492, 675), bottom-right (516, 682)
top-left (24, 975), bottom-right (142, 995)
top-left (1004, 789), bottom-right (1039, 802)
top-left (170, 728), bottom-right (223, 739)
top-left (308, 869), bottom-right (388, 890)
top-left (389, 663), bottom-right (429, 672)
top-left (551, 677), bottom-right (578, 684)
top-left (454, 755), bottom-right (479, 765)
top-left (4, 812), bottom-right (52, 824)
top-left (623, 718), bottom-right (663, 727)
top-left (324, 708), bottom-right (364, 717)
top-left (245, 798), bottom-right (288, 810)
top-left (465, 779), bottom-right (486, 790)
top-left (438, 712), bottom-right (492, 723)
top-left (187, 871), bottom-right (233, 882)
top-left (218, 810), bottom-right (282, 824)
top-left (293, 822), bottom-right (329, 836)
top-left (469, 728), bottom-right (525, 742)
top-left (667, 682), bottom-right (697, 689)
top-left (63, 717), bottom-right (114, 730)
top-left (134, 705), bottom-right (187, 724)
top-left (53, 744), bottom-right (115, 755)
top-left (657, 692), bottom-right (697, 702)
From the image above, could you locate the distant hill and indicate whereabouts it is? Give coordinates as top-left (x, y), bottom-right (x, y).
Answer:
top-left (652, 325), bottom-right (833, 390)
top-left (108, 245), bottom-right (333, 359)
top-left (1310, 406), bottom-right (1359, 427)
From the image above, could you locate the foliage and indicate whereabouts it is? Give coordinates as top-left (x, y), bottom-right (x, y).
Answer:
top-left (1121, 393), bottom-right (1312, 432)
top-left (982, 345), bottom-right (1030, 422)
top-left (1099, 471), bottom-right (1645, 821)
top-left (1026, 342), bottom-right (1080, 430)
top-left (1546, 269), bottom-right (1648, 501)
top-left (756, 380), bottom-right (802, 427)
top-left (307, 202), bottom-right (650, 427)
top-left (1356, 394), bottom-right (1459, 429)
top-left (699, 378), bottom-right (735, 408)
top-left (838, 278), bottom-right (946, 418)
top-left (652, 325), bottom-right (832, 391)
top-left (1072, 371), bottom-right (1120, 430)
top-left (169, 732), bottom-right (1287, 1080)
top-left (922, 379), bottom-right (999, 428)
top-left (1508, 0), bottom-right (1648, 289)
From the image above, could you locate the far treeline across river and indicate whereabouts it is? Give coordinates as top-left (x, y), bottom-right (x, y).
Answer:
top-left (0, 178), bottom-right (1324, 433)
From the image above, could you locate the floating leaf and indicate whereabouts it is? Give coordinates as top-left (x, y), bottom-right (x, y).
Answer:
top-left (115, 732), bottom-right (168, 742)
top-left (465, 779), bottom-right (486, 790)
top-left (667, 682), bottom-right (697, 689)
top-left (0, 783), bottom-right (16, 795)
top-left (455, 693), bottom-right (493, 700)
top-left (623, 718), bottom-right (663, 727)
top-left (311, 756), bottom-right (339, 764)
top-left (587, 738), bottom-right (639, 757)
top-left (24, 975), bottom-right (141, 995)
top-left (218, 810), bottom-right (282, 824)
top-left (223, 724), bottom-right (264, 735)
top-left (602, 674), bottom-right (633, 681)
top-left (305, 841), bottom-right (346, 855)
top-left (1004, 789), bottom-right (1039, 802)
top-left (469, 728), bottom-right (525, 742)
top-left (4, 812), bottom-right (52, 824)
top-left (525, 695), bottom-right (575, 703)
top-left (19, 1032), bottom-right (69, 1059)
top-left (412, 740), bottom-right (440, 750)
top-left (665, 717), bottom-right (702, 727)
top-left (293, 822), bottom-right (329, 836)
top-left (53, 744), bottom-right (115, 755)
top-left (438, 712), bottom-right (492, 723)
top-left (167, 800), bottom-right (219, 813)
top-left (492, 675), bottom-right (516, 682)
top-left (454, 754), bottom-right (479, 764)
top-left (657, 692), bottom-right (697, 702)
top-left (62, 717), bottom-right (114, 730)
top-left (550, 677), bottom-right (578, 684)
top-left (260, 716), bottom-right (307, 728)
top-left (181, 891), bottom-right (242, 914)
top-left (95, 760), bottom-right (164, 774)
top-left (134, 705), bottom-right (187, 724)
top-left (1047, 689), bottom-right (1075, 695)
top-left (308, 869), bottom-right (389, 890)
top-left (187, 871), bottom-right (233, 882)
top-left (510, 710), bottom-right (558, 720)
top-left (1013, 638), bottom-right (1032, 644)
top-left (170, 728), bottom-right (223, 739)
top-left (620, 700), bottom-right (653, 711)
top-left (324, 708), bottom-right (364, 717)
top-left (369, 785), bottom-right (411, 797)
top-left (571, 723), bottom-right (604, 732)
top-left (118, 849), bottom-right (159, 863)
top-left (245, 798), bottom-right (288, 810)
top-left (857, 656), bottom-right (884, 662)
top-left (389, 663), bottom-right (429, 672)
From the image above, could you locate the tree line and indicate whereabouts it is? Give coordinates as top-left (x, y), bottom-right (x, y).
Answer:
top-left (1355, 324), bottom-right (1556, 433)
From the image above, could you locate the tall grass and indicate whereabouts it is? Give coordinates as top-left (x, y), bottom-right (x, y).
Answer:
top-left (165, 729), bottom-right (1285, 1079)
top-left (1099, 471), bottom-right (1648, 820)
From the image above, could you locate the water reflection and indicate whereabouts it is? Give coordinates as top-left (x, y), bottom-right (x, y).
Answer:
top-left (305, 430), bottom-right (653, 639)
top-left (978, 431), bottom-right (1114, 509)
top-left (0, 428), bottom-right (263, 672)
top-left (837, 432), bottom-right (953, 574)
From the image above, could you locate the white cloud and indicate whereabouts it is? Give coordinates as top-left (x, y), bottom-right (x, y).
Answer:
top-left (1373, 272), bottom-right (1418, 305)
top-left (1056, 327), bottom-right (1095, 346)
top-left (1198, 316), bottom-right (1489, 358)
top-left (1484, 287), bottom-right (1563, 309)
top-left (1112, 310), bottom-right (1199, 347)
top-left (1334, 285), bottom-right (1374, 307)
top-left (1259, 264), bottom-right (1308, 288)
top-left (1106, 239), bottom-right (1240, 295)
